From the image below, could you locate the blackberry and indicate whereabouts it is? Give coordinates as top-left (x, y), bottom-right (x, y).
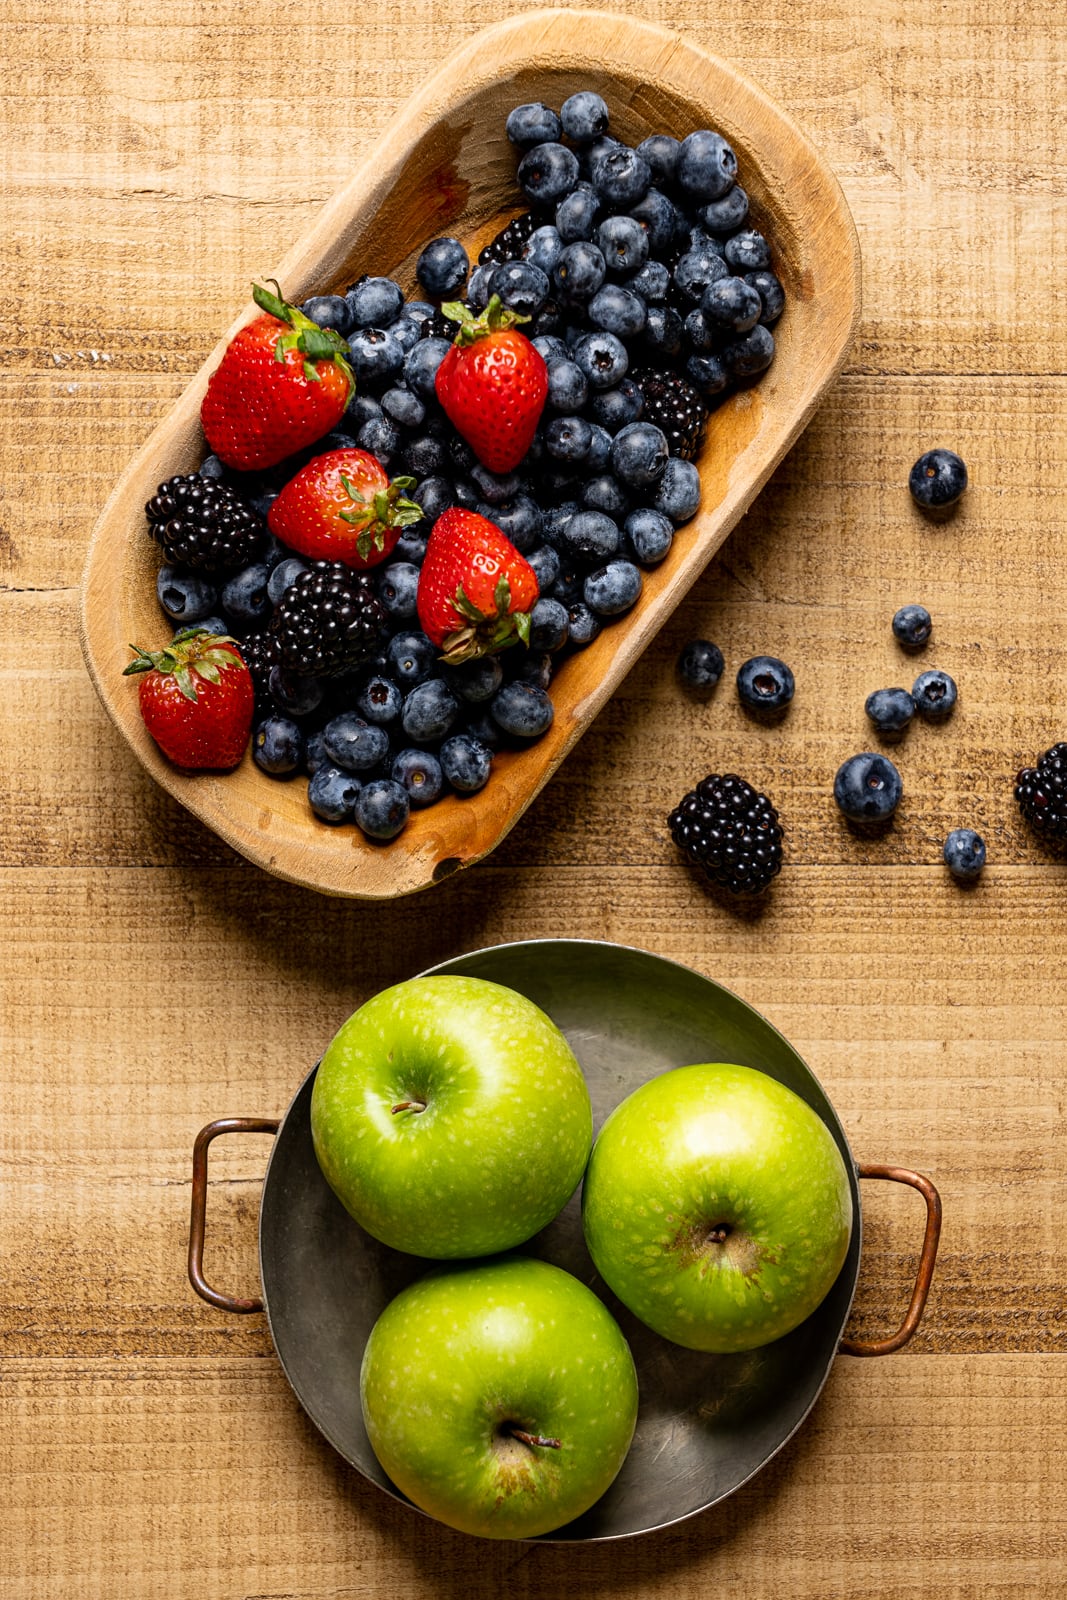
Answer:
top-left (478, 211), bottom-right (538, 266)
top-left (668, 773), bottom-right (783, 895)
top-left (270, 562), bottom-right (386, 677)
top-left (629, 368), bottom-right (707, 460)
top-left (1015, 743), bottom-right (1067, 842)
top-left (235, 628), bottom-right (280, 706)
top-left (146, 474), bottom-right (264, 575)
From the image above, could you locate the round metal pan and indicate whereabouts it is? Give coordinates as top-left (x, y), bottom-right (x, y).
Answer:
top-left (189, 939), bottom-right (940, 1542)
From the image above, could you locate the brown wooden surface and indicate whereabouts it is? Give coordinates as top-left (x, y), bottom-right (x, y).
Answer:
top-left (2, 0), bottom-right (1066, 1595)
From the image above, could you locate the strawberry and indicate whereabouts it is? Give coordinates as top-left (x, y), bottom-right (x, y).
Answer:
top-left (200, 282), bottom-right (354, 471)
top-left (267, 448), bottom-right (423, 569)
top-left (434, 294), bottom-right (548, 473)
top-left (123, 628), bottom-right (254, 769)
top-left (416, 508), bottom-right (539, 665)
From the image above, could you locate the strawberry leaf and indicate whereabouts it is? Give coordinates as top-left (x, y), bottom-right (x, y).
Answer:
top-left (174, 666), bottom-right (199, 703)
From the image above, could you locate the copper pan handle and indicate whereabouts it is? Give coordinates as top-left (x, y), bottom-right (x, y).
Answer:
top-left (188, 1117), bottom-right (281, 1313)
top-left (840, 1163), bottom-right (942, 1357)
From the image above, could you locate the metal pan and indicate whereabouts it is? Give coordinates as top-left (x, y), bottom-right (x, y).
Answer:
top-left (188, 939), bottom-right (940, 1541)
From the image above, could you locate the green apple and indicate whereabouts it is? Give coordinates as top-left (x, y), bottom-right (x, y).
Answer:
top-left (581, 1062), bottom-right (853, 1353)
top-left (310, 976), bottom-right (592, 1257)
top-left (360, 1255), bottom-right (639, 1539)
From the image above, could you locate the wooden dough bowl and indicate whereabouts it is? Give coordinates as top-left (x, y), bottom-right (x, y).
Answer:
top-left (80, 8), bottom-right (861, 899)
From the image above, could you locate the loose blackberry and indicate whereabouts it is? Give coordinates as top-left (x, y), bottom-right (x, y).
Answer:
top-left (668, 773), bottom-right (783, 895)
top-left (630, 368), bottom-right (707, 460)
top-left (1015, 742), bottom-right (1067, 842)
top-left (270, 562), bottom-right (387, 677)
top-left (477, 211), bottom-right (538, 266)
top-left (146, 474), bottom-right (264, 575)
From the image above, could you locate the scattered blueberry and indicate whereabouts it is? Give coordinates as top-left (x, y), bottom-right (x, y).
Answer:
top-left (590, 145), bottom-right (651, 208)
top-left (323, 713), bottom-right (391, 773)
top-left (416, 237), bottom-right (469, 300)
top-left (677, 129), bottom-right (738, 199)
top-left (354, 778), bottom-right (410, 840)
top-left (677, 638), bottom-right (724, 695)
top-left (252, 715), bottom-right (304, 777)
top-left (391, 747), bottom-right (444, 808)
top-left (376, 561), bottom-right (421, 622)
top-left (943, 827), bottom-right (986, 882)
top-left (912, 668), bottom-right (958, 721)
top-left (597, 215), bottom-right (649, 277)
top-left (267, 557), bottom-right (310, 605)
top-left (723, 230), bottom-right (773, 273)
top-left (440, 733), bottom-right (494, 793)
top-left (355, 672), bottom-right (403, 726)
top-left (892, 603), bottom-right (933, 651)
top-left (865, 687), bottom-right (915, 737)
top-left (385, 631), bottom-right (437, 689)
top-left (401, 678), bottom-right (460, 743)
top-left (574, 330), bottom-right (630, 391)
top-left (909, 448), bottom-right (968, 510)
top-left (623, 506), bottom-right (674, 565)
top-left (610, 422), bottom-right (669, 488)
top-left (157, 567), bottom-right (219, 624)
top-left (220, 563), bottom-right (272, 628)
top-left (635, 133), bottom-right (680, 185)
top-left (699, 185), bottom-right (749, 235)
top-left (506, 102), bottom-right (563, 149)
top-left (529, 596), bottom-right (571, 651)
top-left (736, 655), bottom-right (795, 718)
top-left (518, 142), bottom-right (581, 207)
top-left (653, 457), bottom-right (702, 523)
top-left (560, 90), bottom-right (610, 143)
top-left (346, 276), bottom-right (404, 329)
top-left (833, 752), bottom-right (903, 824)
top-left (267, 666), bottom-right (324, 718)
top-left (491, 681), bottom-right (555, 739)
top-left (584, 559), bottom-right (642, 616)
top-left (308, 764), bottom-right (362, 823)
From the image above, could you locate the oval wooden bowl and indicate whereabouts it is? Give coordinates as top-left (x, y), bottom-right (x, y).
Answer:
top-left (80, 8), bottom-right (860, 899)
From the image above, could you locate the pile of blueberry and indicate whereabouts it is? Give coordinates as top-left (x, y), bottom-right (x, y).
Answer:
top-left (150, 89), bottom-right (784, 840)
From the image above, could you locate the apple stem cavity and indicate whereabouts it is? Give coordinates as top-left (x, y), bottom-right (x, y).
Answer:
top-left (507, 1426), bottom-right (562, 1450)
top-left (391, 1099), bottom-right (428, 1115)
top-left (707, 1223), bottom-right (733, 1244)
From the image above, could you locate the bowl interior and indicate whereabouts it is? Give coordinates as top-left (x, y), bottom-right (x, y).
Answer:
top-left (258, 940), bottom-right (862, 1541)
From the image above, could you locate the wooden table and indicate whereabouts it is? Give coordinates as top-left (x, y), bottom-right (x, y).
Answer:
top-left (3, 1), bottom-right (1065, 1595)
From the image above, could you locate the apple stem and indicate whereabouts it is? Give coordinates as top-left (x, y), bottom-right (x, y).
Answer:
top-left (391, 1099), bottom-right (427, 1114)
top-left (708, 1223), bottom-right (732, 1244)
top-left (509, 1428), bottom-right (562, 1450)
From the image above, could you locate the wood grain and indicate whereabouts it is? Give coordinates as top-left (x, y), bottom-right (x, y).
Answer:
top-left (4, 0), bottom-right (1067, 1593)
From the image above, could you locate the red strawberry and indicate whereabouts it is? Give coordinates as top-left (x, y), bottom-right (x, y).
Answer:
top-left (434, 295), bottom-right (548, 473)
top-left (123, 628), bottom-right (254, 769)
top-left (416, 508), bottom-right (539, 665)
top-left (201, 282), bottom-right (354, 471)
top-left (267, 448), bottom-right (422, 569)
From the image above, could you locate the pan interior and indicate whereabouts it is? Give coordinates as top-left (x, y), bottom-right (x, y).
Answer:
top-left (259, 939), bottom-right (861, 1541)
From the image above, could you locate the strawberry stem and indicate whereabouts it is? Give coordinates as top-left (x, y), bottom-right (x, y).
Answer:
top-left (440, 294), bottom-right (530, 348)
top-left (251, 281), bottom-right (355, 399)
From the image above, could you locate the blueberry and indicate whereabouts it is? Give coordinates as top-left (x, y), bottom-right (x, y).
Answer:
top-left (304, 728), bottom-right (329, 777)
top-left (589, 378), bottom-right (643, 433)
top-left (193, 616), bottom-right (229, 637)
top-left (484, 495), bottom-right (542, 553)
top-left (465, 265), bottom-right (495, 312)
top-left (491, 681), bottom-right (554, 739)
top-left (702, 275), bottom-right (763, 333)
top-left (566, 601), bottom-right (602, 647)
top-left (943, 827), bottom-right (986, 882)
top-left (402, 678), bottom-right (459, 743)
top-left (346, 393), bottom-right (384, 429)
top-left (685, 352), bottom-right (729, 397)
top-left (491, 260), bottom-right (550, 318)
top-left (577, 133), bottom-right (623, 179)
top-left (524, 225), bottom-right (564, 276)
top-left (267, 557), bottom-right (310, 605)
top-left (584, 559), bottom-right (642, 616)
top-left (541, 501), bottom-right (579, 549)
top-left (699, 186), bottom-right (749, 235)
top-left (674, 241), bottom-right (730, 304)
top-left (555, 183), bottom-right (601, 244)
top-left (221, 562), bottom-right (272, 628)
top-left (156, 567), bottom-right (219, 624)
top-left (892, 603), bottom-right (933, 651)
top-left (376, 561), bottom-right (420, 621)
top-left (590, 145), bottom-right (651, 208)
top-left (510, 650), bottom-right (554, 690)
top-left (737, 655), bottom-right (795, 718)
top-left (586, 422), bottom-right (613, 472)
top-left (506, 102), bottom-right (563, 149)
top-left (588, 283), bottom-right (647, 341)
top-left (379, 386), bottom-right (425, 431)
top-left (677, 638), bottom-right (724, 694)
top-left (683, 308), bottom-right (718, 353)
top-left (390, 318), bottom-right (422, 355)
top-left (301, 294), bottom-right (355, 337)
top-left (308, 764), bottom-right (362, 824)
top-left (267, 666), bottom-right (324, 717)
top-left (529, 596), bottom-right (571, 651)
top-left (443, 654), bottom-right (504, 704)
top-left (909, 448), bottom-right (968, 510)
top-left (347, 326), bottom-right (405, 387)
top-left (720, 324), bottom-right (776, 378)
top-left (546, 414), bottom-right (593, 463)
top-left (643, 304), bottom-right (684, 357)
top-left (558, 509), bottom-right (621, 563)
top-left (416, 237), bottom-right (469, 300)
top-left (354, 778), bottom-right (410, 840)
top-left (355, 672), bottom-right (403, 726)
top-left (912, 669), bottom-right (958, 721)
top-left (628, 188), bottom-right (678, 255)
top-left (386, 631), bottom-right (437, 688)
top-left (635, 133), bottom-right (680, 186)
top-left (545, 356), bottom-right (590, 412)
top-left (574, 330), bottom-right (629, 389)
top-left (323, 713), bottom-right (391, 773)
top-left (580, 472), bottom-right (629, 519)
top-left (560, 90), bottom-right (610, 143)
top-left (517, 142), bottom-right (581, 207)
top-left (198, 454), bottom-right (228, 482)
top-left (677, 130), bottom-right (738, 200)
top-left (469, 464), bottom-right (523, 506)
top-left (834, 752), bottom-right (903, 823)
top-left (391, 747), bottom-right (444, 808)
top-left (440, 733), bottom-right (494, 794)
top-left (744, 270), bottom-right (786, 326)
top-left (392, 523), bottom-right (430, 567)
top-left (865, 687), bottom-right (916, 736)
top-left (527, 543), bottom-right (561, 593)
top-left (252, 715), bottom-right (304, 777)
top-left (413, 476), bottom-right (454, 523)
top-left (653, 457), bottom-right (702, 524)
top-left (553, 240), bottom-right (607, 302)
top-left (533, 332), bottom-right (569, 363)
top-left (597, 215), bottom-right (649, 277)
top-left (723, 230), bottom-right (773, 273)
top-left (610, 422), bottom-right (669, 488)
top-left (346, 276), bottom-right (404, 329)
top-left (624, 506), bottom-right (674, 565)
top-left (403, 300), bottom-right (436, 328)
top-left (627, 259), bottom-right (670, 304)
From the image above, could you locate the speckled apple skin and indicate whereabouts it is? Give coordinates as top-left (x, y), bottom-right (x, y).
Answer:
top-left (582, 1062), bottom-right (853, 1352)
top-left (360, 1256), bottom-right (639, 1539)
top-left (310, 976), bottom-right (592, 1257)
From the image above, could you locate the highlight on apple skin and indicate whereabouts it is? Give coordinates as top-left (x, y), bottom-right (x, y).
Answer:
top-left (309, 975), bottom-right (593, 1258)
top-left (581, 1061), bottom-right (853, 1353)
top-left (359, 1255), bottom-right (640, 1540)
